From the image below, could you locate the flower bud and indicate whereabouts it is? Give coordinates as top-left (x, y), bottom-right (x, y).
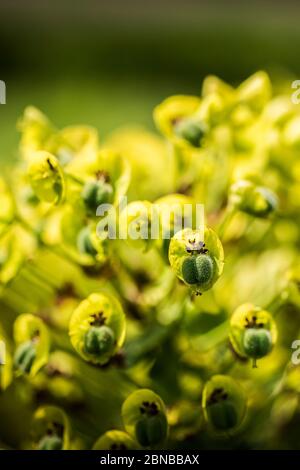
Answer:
top-left (93, 430), bottom-right (137, 450)
top-left (69, 293), bottom-right (126, 365)
top-left (122, 389), bottom-right (168, 448)
top-left (229, 303), bottom-right (277, 367)
top-left (27, 151), bottom-right (65, 204)
top-left (202, 375), bottom-right (247, 435)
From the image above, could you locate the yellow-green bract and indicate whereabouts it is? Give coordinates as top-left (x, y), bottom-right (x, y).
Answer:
top-left (93, 430), bottom-right (137, 450)
top-left (13, 314), bottom-right (50, 377)
top-left (69, 293), bottom-right (126, 365)
top-left (122, 389), bottom-right (168, 448)
top-left (168, 227), bottom-right (224, 294)
top-left (229, 303), bottom-right (277, 367)
top-left (32, 406), bottom-right (71, 450)
top-left (202, 375), bottom-right (247, 436)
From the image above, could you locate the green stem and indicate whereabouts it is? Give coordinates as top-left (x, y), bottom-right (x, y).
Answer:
top-left (217, 207), bottom-right (236, 239)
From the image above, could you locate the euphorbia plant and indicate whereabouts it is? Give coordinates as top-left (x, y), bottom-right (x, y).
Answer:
top-left (0, 71), bottom-right (299, 450)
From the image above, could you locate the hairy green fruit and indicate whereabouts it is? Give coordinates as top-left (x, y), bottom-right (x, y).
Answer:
top-left (243, 328), bottom-right (272, 360)
top-left (135, 414), bottom-right (168, 447)
top-left (81, 180), bottom-right (113, 213)
top-left (181, 254), bottom-right (214, 286)
top-left (37, 434), bottom-right (63, 450)
top-left (14, 340), bottom-right (36, 374)
top-left (207, 401), bottom-right (238, 431)
top-left (84, 325), bottom-right (115, 356)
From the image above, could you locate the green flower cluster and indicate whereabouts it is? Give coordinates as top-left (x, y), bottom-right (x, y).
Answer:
top-left (0, 72), bottom-right (299, 450)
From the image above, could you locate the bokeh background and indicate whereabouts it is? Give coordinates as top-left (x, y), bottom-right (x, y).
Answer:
top-left (1, 0), bottom-right (300, 161)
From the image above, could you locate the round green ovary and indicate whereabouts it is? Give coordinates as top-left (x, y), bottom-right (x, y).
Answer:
top-left (175, 118), bottom-right (206, 147)
top-left (135, 415), bottom-right (167, 447)
top-left (181, 254), bottom-right (214, 286)
top-left (208, 401), bottom-right (238, 431)
top-left (82, 180), bottom-right (113, 212)
top-left (84, 325), bottom-right (115, 356)
top-left (243, 328), bottom-right (272, 359)
top-left (37, 434), bottom-right (63, 450)
top-left (14, 340), bottom-right (36, 373)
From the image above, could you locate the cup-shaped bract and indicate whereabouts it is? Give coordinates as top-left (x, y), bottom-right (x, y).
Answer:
top-left (119, 200), bottom-right (157, 250)
top-left (0, 228), bottom-right (29, 284)
top-left (154, 193), bottom-right (196, 260)
top-left (13, 314), bottom-right (50, 377)
top-left (27, 151), bottom-right (65, 204)
top-left (229, 179), bottom-right (278, 218)
top-left (168, 227), bottom-right (224, 294)
top-left (229, 303), bottom-right (277, 367)
top-left (202, 375), bottom-right (247, 435)
top-left (69, 293), bottom-right (126, 365)
top-left (154, 95), bottom-right (201, 143)
top-left (32, 406), bottom-right (71, 450)
top-left (122, 389), bottom-right (168, 448)
top-left (93, 430), bottom-right (137, 450)
top-left (60, 205), bottom-right (107, 266)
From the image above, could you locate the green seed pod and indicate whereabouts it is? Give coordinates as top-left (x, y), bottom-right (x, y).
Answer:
top-left (81, 179), bottom-right (113, 213)
top-left (174, 117), bottom-right (207, 148)
top-left (69, 293), bottom-right (126, 365)
top-left (27, 151), bottom-right (65, 204)
top-left (181, 254), bottom-right (214, 286)
top-left (135, 413), bottom-right (168, 447)
top-left (229, 303), bottom-right (277, 367)
top-left (84, 325), bottom-right (115, 355)
top-left (93, 430), bottom-right (137, 450)
top-left (122, 389), bottom-right (168, 448)
top-left (32, 406), bottom-right (71, 450)
top-left (202, 375), bottom-right (247, 435)
top-left (14, 340), bottom-right (36, 374)
top-left (229, 179), bottom-right (278, 218)
top-left (169, 227), bottom-right (224, 295)
top-left (77, 226), bottom-right (98, 257)
top-left (13, 314), bottom-right (50, 377)
top-left (243, 328), bottom-right (272, 361)
top-left (60, 205), bottom-right (107, 266)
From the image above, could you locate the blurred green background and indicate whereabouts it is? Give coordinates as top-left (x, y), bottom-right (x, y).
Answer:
top-left (1, 0), bottom-right (300, 161)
